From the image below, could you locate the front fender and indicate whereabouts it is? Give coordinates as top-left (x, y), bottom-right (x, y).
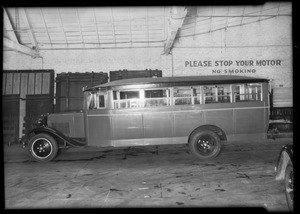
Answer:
top-left (25, 126), bottom-right (84, 148)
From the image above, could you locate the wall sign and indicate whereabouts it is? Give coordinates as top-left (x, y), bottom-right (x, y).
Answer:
top-left (184, 59), bottom-right (282, 74)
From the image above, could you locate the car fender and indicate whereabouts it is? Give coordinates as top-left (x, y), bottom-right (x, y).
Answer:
top-left (28, 126), bottom-right (83, 148)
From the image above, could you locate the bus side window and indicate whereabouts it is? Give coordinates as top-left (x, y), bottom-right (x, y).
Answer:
top-left (234, 84), bottom-right (262, 102)
top-left (204, 86), bottom-right (217, 104)
top-left (114, 90), bottom-right (141, 109)
top-left (173, 87), bottom-right (192, 105)
top-left (145, 89), bottom-right (169, 107)
top-left (218, 85), bottom-right (231, 103)
top-left (233, 85), bottom-right (242, 101)
top-left (204, 85), bottom-right (231, 104)
top-left (192, 87), bottom-right (201, 104)
top-left (98, 95), bottom-right (105, 108)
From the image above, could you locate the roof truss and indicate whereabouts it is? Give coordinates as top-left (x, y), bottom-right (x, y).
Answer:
top-left (3, 37), bottom-right (40, 58)
top-left (3, 8), bottom-right (40, 58)
top-left (163, 6), bottom-right (187, 55)
top-left (3, 8), bottom-right (19, 42)
top-left (19, 8), bottom-right (39, 49)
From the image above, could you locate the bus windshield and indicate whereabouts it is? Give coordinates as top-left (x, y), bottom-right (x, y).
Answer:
top-left (86, 91), bottom-right (106, 109)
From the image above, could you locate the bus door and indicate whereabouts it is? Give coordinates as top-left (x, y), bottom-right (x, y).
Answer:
top-left (232, 83), bottom-right (267, 139)
top-left (84, 90), bottom-right (112, 147)
top-left (142, 88), bottom-right (173, 144)
top-left (111, 88), bottom-right (174, 146)
top-left (111, 90), bottom-right (144, 146)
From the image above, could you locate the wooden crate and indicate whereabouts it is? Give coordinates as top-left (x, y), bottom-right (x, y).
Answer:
top-left (109, 69), bottom-right (162, 82)
top-left (55, 72), bottom-right (108, 112)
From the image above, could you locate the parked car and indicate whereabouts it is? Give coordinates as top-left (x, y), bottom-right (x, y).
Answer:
top-left (275, 144), bottom-right (293, 211)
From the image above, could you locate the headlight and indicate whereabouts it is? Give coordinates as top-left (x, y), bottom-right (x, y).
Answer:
top-left (37, 118), bottom-right (43, 125)
top-left (36, 114), bottom-right (48, 127)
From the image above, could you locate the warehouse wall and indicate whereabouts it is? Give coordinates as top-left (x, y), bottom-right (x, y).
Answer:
top-left (170, 15), bottom-right (292, 88)
top-left (3, 14), bottom-right (292, 88)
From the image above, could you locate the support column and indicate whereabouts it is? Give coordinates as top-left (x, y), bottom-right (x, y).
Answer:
top-left (19, 73), bottom-right (28, 140)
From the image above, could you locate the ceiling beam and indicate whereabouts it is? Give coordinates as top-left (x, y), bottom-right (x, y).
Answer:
top-left (258, 5), bottom-right (264, 22)
top-left (225, 7), bottom-right (230, 30)
top-left (4, 8), bottom-right (40, 58)
top-left (193, 7), bottom-right (198, 39)
top-left (209, 7), bottom-right (214, 33)
top-left (276, 2), bottom-right (281, 15)
top-left (4, 37), bottom-right (40, 58)
top-left (3, 8), bottom-right (19, 42)
top-left (240, 6), bottom-right (246, 25)
top-left (19, 8), bottom-right (39, 49)
top-left (92, 8), bottom-right (101, 47)
top-left (146, 8), bottom-right (149, 46)
top-left (128, 8), bottom-right (133, 47)
top-left (110, 8), bottom-right (116, 46)
top-left (41, 8), bottom-right (53, 48)
top-left (76, 8), bottom-right (85, 48)
top-left (163, 6), bottom-right (187, 55)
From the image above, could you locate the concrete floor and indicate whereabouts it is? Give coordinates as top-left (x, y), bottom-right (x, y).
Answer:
top-left (4, 138), bottom-right (292, 210)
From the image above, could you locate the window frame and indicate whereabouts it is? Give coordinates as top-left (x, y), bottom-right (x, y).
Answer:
top-left (85, 90), bottom-right (108, 110)
top-left (203, 84), bottom-right (232, 104)
top-left (173, 86), bottom-right (193, 106)
top-left (113, 89), bottom-right (143, 109)
top-left (109, 82), bottom-right (263, 109)
top-left (144, 88), bottom-right (171, 108)
top-left (233, 83), bottom-right (262, 102)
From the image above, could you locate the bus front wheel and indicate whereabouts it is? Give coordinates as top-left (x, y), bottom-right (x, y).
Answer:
top-left (29, 133), bottom-right (59, 162)
top-left (189, 130), bottom-right (221, 159)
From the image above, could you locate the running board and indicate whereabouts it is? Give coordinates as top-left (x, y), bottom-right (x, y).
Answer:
top-left (67, 138), bottom-right (87, 147)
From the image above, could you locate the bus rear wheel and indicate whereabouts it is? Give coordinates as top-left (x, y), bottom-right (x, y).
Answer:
top-left (189, 130), bottom-right (221, 159)
top-left (29, 133), bottom-right (58, 162)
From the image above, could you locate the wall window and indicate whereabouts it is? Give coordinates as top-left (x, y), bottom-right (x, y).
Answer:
top-left (144, 89), bottom-right (170, 107)
top-left (86, 91), bottom-right (106, 109)
top-left (173, 87), bottom-right (192, 105)
top-left (234, 83), bottom-right (262, 102)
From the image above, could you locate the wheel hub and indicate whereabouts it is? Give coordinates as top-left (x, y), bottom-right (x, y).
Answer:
top-left (32, 138), bottom-right (52, 158)
top-left (196, 135), bottom-right (216, 155)
top-left (200, 140), bottom-right (211, 150)
top-left (37, 144), bottom-right (47, 153)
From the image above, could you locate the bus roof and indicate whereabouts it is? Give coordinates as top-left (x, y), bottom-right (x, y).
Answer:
top-left (85, 75), bottom-right (269, 91)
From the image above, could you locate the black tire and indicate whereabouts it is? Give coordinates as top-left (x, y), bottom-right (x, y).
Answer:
top-left (189, 129), bottom-right (221, 159)
top-left (29, 133), bottom-right (58, 162)
top-left (285, 161), bottom-right (293, 211)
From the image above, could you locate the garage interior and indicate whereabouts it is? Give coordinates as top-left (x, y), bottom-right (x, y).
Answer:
top-left (3, 3), bottom-right (293, 210)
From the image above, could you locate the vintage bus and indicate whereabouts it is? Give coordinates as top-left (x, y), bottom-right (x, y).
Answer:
top-left (25, 75), bottom-right (270, 162)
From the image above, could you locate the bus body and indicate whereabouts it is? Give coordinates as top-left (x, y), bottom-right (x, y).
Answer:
top-left (26, 75), bottom-right (270, 162)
